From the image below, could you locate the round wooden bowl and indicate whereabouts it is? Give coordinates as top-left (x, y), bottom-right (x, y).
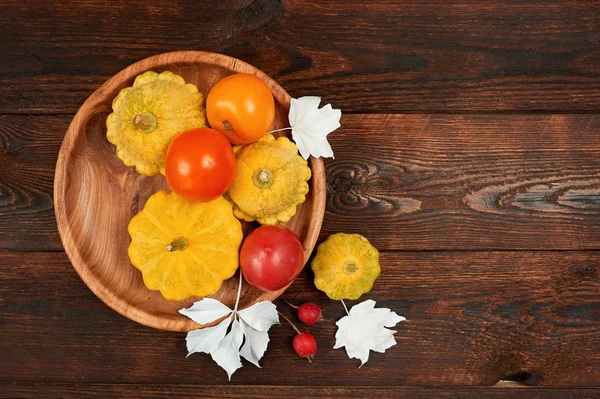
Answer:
top-left (54, 51), bottom-right (326, 332)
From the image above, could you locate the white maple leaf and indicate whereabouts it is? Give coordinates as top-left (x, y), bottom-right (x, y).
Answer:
top-left (211, 318), bottom-right (244, 380)
top-left (334, 300), bottom-right (405, 367)
top-left (239, 319), bottom-right (269, 367)
top-left (288, 96), bottom-right (341, 160)
top-left (179, 273), bottom-right (279, 380)
top-left (238, 301), bottom-right (279, 331)
top-left (183, 316), bottom-right (231, 357)
top-left (179, 298), bottom-right (232, 325)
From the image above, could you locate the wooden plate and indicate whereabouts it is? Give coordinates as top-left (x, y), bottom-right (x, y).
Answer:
top-left (54, 51), bottom-right (326, 332)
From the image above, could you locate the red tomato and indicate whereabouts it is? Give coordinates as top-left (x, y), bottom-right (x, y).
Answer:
top-left (165, 128), bottom-right (236, 202)
top-left (206, 73), bottom-right (275, 145)
top-left (240, 225), bottom-right (304, 292)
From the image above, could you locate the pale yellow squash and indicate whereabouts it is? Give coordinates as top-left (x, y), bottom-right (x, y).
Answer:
top-left (311, 233), bottom-right (381, 300)
top-left (106, 71), bottom-right (206, 176)
top-left (226, 134), bottom-right (311, 225)
top-left (128, 190), bottom-right (243, 301)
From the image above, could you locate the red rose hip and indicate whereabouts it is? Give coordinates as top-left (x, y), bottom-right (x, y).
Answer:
top-left (297, 302), bottom-right (322, 325)
top-left (293, 332), bottom-right (317, 361)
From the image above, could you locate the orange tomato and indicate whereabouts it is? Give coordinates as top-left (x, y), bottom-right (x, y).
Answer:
top-left (165, 128), bottom-right (236, 202)
top-left (206, 73), bottom-right (275, 145)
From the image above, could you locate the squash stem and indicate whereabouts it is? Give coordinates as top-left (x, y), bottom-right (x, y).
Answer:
top-left (252, 168), bottom-right (274, 189)
top-left (166, 236), bottom-right (188, 251)
top-left (343, 261), bottom-right (359, 275)
top-left (133, 112), bottom-right (157, 134)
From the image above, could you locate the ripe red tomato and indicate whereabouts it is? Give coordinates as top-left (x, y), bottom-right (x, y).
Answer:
top-left (240, 225), bottom-right (304, 292)
top-left (206, 73), bottom-right (275, 145)
top-left (165, 127), bottom-right (236, 202)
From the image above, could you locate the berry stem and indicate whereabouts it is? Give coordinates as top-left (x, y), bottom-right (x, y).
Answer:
top-left (284, 300), bottom-right (299, 309)
top-left (278, 311), bottom-right (302, 335)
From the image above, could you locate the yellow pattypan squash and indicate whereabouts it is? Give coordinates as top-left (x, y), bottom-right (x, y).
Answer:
top-left (128, 190), bottom-right (243, 301)
top-left (311, 233), bottom-right (381, 300)
top-left (106, 71), bottom-right (206, 176)
top-left (226, 134), bottom-right (311, 225)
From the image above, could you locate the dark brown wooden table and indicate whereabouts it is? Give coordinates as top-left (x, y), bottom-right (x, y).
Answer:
top-left (2, 1), bottom-right (600, 397)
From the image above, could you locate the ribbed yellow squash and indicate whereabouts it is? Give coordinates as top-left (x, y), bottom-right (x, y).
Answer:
top-left (311, 233), bottom-right (381, 300)
top-left (106, 71), bottom-right (206, 176)
top-left (226, 134), bottom-right (311, 225)
top-left (128, 190), bottom-right (243, 301)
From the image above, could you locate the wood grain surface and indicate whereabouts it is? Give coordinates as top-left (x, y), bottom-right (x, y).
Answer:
top-left (323, 114), bottom-right (600, 250)
top-left (0, 115), bottom-right (64, 250)
top-left (2, 251), bottom-right (600, 386)
top-left (3, 114), bottom-right (600, 251)
top-left (2, 0), bottom-right (600, 396)
top-left (1, 384), bottom-right (599, 399)
top-left (0, 0), bottom-right (599, 113)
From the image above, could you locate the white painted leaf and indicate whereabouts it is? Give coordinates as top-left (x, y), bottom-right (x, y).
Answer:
top-left (334, 300), bottom-right (406, 367)
top-left (238, 301), bottom-right (279, 332)
top-left (179, 281), bottom-right (279, 380)
top-left (185, 316), bottom-right (232, 357)
top-left (210, 318), bottom-right (244, 380)
top-left (239, 319), bottom-right (270, 367)
top-left (179, 298), bottom-right (232, 325)
top-left (289, 96), bottom-right (341, 160)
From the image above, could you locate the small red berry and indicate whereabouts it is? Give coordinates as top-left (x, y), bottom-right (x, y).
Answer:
top-left (293, 332), bottom-right (317, 361)
top-left (297, 302), bottom-right (322, 325)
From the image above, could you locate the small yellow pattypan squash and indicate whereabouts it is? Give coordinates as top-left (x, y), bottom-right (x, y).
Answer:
top-left (128, 190), bottom-right (243, 301)
top-left (311, 233), bottom-right (381, 300)
top-left (226, 134), bottom-right (311, 225)
top-left (106, 71), bottom-right (206, 176)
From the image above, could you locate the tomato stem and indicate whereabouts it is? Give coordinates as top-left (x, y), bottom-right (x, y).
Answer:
top-left (222, 120), bottom-right (234, 132)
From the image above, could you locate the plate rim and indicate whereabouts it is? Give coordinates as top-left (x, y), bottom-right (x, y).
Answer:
top-left (53, 50), bottom-right (326, 331)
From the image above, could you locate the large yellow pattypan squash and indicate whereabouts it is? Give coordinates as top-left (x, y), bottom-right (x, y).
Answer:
top-left (106, 71), bottom-right (206, 176)
top-left (311, 233), bottom-right (381, 300)
top-left (226, 134), bottom-right (311, 225)
top-left (128, 190), bottom-right (243, 301)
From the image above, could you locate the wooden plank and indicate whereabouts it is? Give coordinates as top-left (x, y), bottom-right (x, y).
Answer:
top-left (1, 383), bottom-right (599, 399)
top-left (2, 114), bottom-right (600, 251)
top-left (0, 0), bottom-right (599, 113)
top-left (0, 115), bottom-right (65, 250)
top-left (322, 114), bottom-right (600, 250)
top-left (2, 251), bottom-right (599, 386)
